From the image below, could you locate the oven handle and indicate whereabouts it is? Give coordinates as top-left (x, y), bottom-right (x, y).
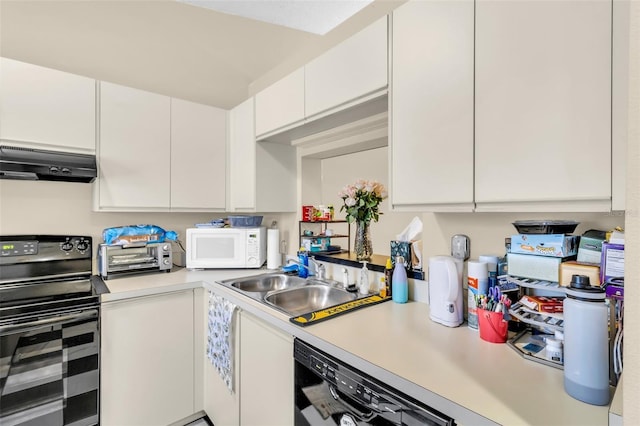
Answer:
top-left (329, 384), bottom-right (378, 422)
top-left (0, 309), bottom-right (98, 334)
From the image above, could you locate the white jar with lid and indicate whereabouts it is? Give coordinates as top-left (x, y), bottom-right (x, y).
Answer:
top-left (546, 338), bottom-right (563, 363)
top-left (563, 275), bottom-right (609, 405)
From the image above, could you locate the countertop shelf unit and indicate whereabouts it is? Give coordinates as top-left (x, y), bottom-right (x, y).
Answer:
top-left (298, 220), bottom-right (351, 255)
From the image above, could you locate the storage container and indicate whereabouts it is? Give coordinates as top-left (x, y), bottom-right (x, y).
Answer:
top-left (228, 215), bottom-right (263, 227)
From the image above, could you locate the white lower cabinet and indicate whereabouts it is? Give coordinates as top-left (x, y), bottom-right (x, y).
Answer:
top-left (202, 292), bottom-right (294, 426)
top-left (203, 301), bottom-right (241, 426)
top-left (239, 311), bottom-right (294, 426)
top-left (101, 290), bottom-right (195, 426)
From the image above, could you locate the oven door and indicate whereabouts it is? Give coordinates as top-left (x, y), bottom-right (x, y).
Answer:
top-left (0, 308), bottom-right (99, 426)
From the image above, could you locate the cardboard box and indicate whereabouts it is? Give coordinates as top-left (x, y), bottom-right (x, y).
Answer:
top-left (510, 234), bottom-right (579, 258)
top-left (577, 229), bottom-right (606, 264)
top-left (519, 295), bottom-right (564, 313)
top-left (601, 242), bottom-right (624, 283)
top-left (507, 252), bottom-right (573, 282)
top-left (560, 260), bottom-right (601, 286)
top-left (390, 240), bottom-right (412, 270)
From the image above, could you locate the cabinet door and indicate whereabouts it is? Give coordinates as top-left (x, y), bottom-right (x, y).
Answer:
top-left (255, 67), bottom-right (305, 137)
top-left (612, 0), bottom-right (630, 211)
top-left (475, 0), bottom-right (611, 211)
top-left (203, 294), bottom-right (240, 426)
top-left (101, 291), bottom-right (194, 426)
top-left (97, 81), bottom-right (171, 209)
top-left (171, 98), bottom-right (226, 210)
top-left (240, 312), bottom-right (294, 426)
top-left (390, 0), bottom-right (474, 211)
top-left (305, 16), bottom-right (388, 117)
top-left (0, 58), bottom-right (96, 153)
top-left (228, 97), bottom-right (256, 211)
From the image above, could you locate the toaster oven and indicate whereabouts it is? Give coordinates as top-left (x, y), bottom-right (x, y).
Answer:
top-left (98, 242), bottom-right (172, 279)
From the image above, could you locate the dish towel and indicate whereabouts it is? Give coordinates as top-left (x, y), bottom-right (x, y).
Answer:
top-left (207, 291), bottom-right (238, 393)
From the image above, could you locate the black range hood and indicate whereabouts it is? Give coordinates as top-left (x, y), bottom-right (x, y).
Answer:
top-left (0, 145), bottom-right (97, 183)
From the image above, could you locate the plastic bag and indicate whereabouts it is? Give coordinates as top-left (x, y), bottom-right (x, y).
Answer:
top-left (102, 224), bottom-right (178, 245)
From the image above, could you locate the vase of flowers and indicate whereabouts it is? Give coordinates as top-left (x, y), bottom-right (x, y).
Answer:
top-left (338, 179), bottom-right (387, 261)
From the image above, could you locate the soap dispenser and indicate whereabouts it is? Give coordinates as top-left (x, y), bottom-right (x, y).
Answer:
top-left (358, 261), bottom-right (370, 295)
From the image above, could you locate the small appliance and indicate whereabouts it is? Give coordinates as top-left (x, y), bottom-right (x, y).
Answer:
top-left (428, 255), bottom-right (464, 327)
top-left (186, 226), bottom-right (266, 269)
top-left (98, 242), bottom-right (172, 279)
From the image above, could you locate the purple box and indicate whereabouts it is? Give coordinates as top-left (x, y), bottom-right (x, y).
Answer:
top-left (600, 242), bottom-right (624, 283)
top-left (605, 284), bottom-right (624, 300)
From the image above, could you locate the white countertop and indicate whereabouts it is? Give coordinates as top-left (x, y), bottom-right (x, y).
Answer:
top-left (101, 267), bottom-right (614, 426)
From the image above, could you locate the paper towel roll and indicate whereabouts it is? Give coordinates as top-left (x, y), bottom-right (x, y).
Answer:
top-left (267, 228), bottom-right (281, 270)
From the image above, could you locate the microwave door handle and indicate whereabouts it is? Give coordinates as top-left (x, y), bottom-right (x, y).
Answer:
top-left (328, 384), bottom-right (378, 422)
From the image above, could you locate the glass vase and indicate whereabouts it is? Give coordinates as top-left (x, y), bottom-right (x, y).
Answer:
top-left (354, 221), bottom-right (373, 261)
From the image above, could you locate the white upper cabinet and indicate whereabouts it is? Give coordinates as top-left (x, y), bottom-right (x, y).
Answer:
top-left (612, 0), bottom-right (630, 211)
top-left (255, 67), bottom-right (305, 137)
top-left (390, 0), bottom-right (474, 211)
top-left (171, 98), bottom-right (227, 210)
top-left (228, 97), bottom-right (257, 212)
top-left (305, 16), bottom-right (388, 118)
top-left (475, 0), bottom-right (612, 211)
top-left (0, 57), bottom-right (96, 153)
top-left (228, 97), bottom-right (297, 213)
top-left (97, 81), bottom-right (171, 210)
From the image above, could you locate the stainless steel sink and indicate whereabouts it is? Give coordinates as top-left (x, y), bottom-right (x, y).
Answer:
top-left (230, 273), bottom-right (307, 293)
top-left (218, 272), bottom-right (365, 319)
top-left (264, 284), bottom-right (357, 317)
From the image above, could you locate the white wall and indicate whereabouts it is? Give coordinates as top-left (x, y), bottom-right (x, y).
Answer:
top-left (0, 180), bottom-right (288, 270)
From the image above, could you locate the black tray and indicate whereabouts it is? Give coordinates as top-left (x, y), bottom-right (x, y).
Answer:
top-left (512, 220), bottom-right (579, 234)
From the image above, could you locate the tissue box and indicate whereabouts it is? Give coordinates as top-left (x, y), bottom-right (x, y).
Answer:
top-left (510, 234), bottom-right (579, 258)
top-left (390, 240), bottom-right (411, 270)
top-left (577, 229), bottom-right (606, 264)
top-left (309, 237), bottom-right (330, 252)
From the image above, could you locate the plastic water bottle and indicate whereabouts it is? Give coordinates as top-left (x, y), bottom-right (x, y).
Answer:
top-left (392, 256), bottom-right (408, 303)
top-left (297, 247), bottom-right (309, 278)
top-left (563, 275), bottom-right (610, 405)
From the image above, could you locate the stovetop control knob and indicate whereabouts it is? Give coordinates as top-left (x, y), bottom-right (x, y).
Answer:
top-left (61, 241), bottom-right (74, 252)
top-left (76, 240), bottom-right (90, 252)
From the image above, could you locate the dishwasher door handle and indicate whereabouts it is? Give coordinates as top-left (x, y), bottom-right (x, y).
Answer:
top-left (329, 384), bottom-right (377, 422)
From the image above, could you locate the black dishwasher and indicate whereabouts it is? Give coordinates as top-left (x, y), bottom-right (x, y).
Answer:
top-left (294, 339), bottom-right (455, 426)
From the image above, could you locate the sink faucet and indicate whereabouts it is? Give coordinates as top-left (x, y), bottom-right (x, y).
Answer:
top-left (285, 257), bottom-right (326, 280)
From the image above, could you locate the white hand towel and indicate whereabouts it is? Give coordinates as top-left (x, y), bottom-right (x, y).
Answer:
top-left (207, 291), bottom-right (238, 393)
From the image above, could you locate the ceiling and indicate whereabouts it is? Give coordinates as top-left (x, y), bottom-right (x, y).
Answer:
top-left (0, 0), bottom-right (403, 109)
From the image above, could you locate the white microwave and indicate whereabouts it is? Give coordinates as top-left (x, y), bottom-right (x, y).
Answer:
top-left (186, 227), bottom-right (266, 269)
